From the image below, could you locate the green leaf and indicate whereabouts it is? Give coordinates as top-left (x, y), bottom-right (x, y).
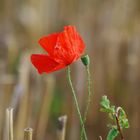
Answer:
top-left (108, 113), bottom-right (115, 120)
top-left (119, 108), bottom-right (126, 117)
top-left (118, 107), bottom-right (130, 128)
top-left (100, 95), bottom-right (130, 140)
top-left (107, 128), bottom-right (119, 140)
top-left (100, 96), bottom-right (110, 109)
top-left (100, 108), bottom-right (113, 113)
top-left (110, 106), bottom-right (115, 113)
top-left (100, 96), bottom-right (115, 114)
top-left (107, 124), bottom-right (117, 129)
top-left (120, 118), bottom-right (129, 128)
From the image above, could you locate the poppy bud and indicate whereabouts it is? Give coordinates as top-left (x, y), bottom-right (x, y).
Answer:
top-left (81, 54), bottom-right (90, 66)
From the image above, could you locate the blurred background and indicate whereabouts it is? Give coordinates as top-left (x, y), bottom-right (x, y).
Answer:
top-left (0, 0), bottom-right (140, 140)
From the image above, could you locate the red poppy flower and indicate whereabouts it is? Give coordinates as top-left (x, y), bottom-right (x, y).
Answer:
top-left (31, 26), bottom-right (85, 74)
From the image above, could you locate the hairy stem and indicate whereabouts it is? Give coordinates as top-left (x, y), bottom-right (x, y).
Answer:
top-left (81, 65), bottom-right (92, 140)
top-left (84, 65), bottom-right (92, 122)
top-left (66, 66), bottom-right (88, 140)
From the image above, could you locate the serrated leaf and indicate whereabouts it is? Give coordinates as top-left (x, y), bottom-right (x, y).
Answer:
top-left (110, 106), bottom-right (115, 113)
top-left (107, 128), bottom-right (119, 140)
top-left (107, 124), bottom-right (117, 129)
top-left (120, 118), bottom-right (129, 128)
top-left (100, 96), bottom-right (110, 109)
top-left (108, 113), bottom-right (115, 120)
top-left (118, 107), bottom-right (129, 128)
top-left (100, 108), bottom-right (113, 113)
top-left (100, 96), bottom-right (116, 115)
top-left (119, 108), bottom-right (126, 118)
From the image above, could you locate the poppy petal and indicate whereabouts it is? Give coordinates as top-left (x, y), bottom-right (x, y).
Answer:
top-left (64, 26), bottom-right (85, 54)
top-left (38, 33), bottom-right (59, 55)
top-left (31, 54), bottom-right (66, 74)
top-left (54, 26), bottom-right (85, 64)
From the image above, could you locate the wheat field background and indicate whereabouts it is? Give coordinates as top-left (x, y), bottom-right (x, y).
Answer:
top-left (0, 0), bottom-right (140, 140)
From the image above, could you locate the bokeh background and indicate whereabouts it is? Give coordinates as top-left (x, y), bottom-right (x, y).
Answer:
top-left (0, 0), bottom-right (140, 140)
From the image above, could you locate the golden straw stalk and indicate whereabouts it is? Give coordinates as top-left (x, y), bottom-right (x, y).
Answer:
top-left (24, 128), bottom-right (33, 140)
top-left (6, 107), bottom-right (14, 140)
top-left (57, 115), bottom-right (67, 140)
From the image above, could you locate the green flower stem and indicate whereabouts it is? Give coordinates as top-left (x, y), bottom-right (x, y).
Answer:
top-left (84, 65), bottom-right (92, 122)
top-left (66, 66), bottom-right (88, 140)
top-left (81, 64), bottom-right (92, 140)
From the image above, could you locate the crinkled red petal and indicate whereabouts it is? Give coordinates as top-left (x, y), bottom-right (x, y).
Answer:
top-left (31, 54), bottom-right (66, 74)
top-left (53, 26), bottom-right (85, 64)
top-left (38, 33), bottom-right (59, 55)
top-left (64, 26), bottom-right (85, 54)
